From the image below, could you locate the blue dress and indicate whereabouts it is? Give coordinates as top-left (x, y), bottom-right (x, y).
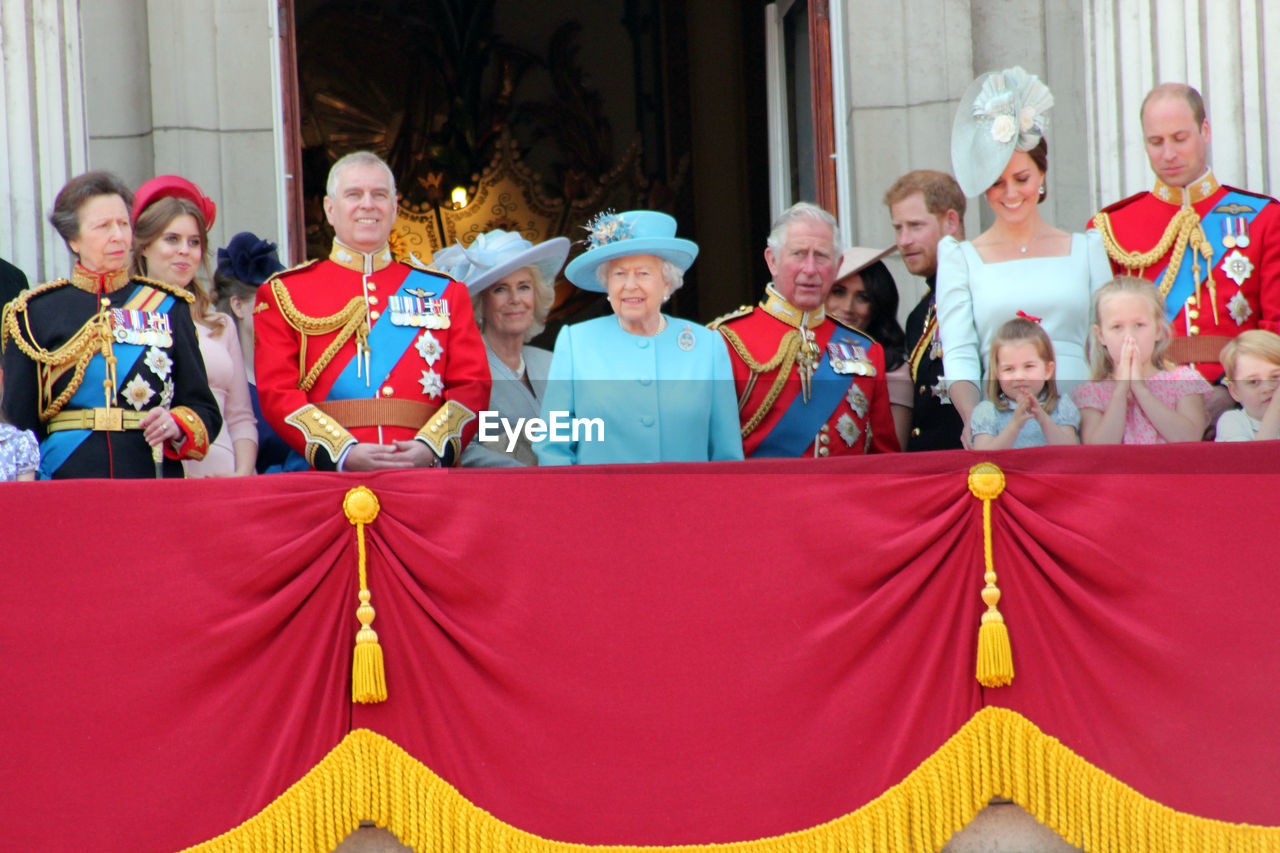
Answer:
top-left (937, 231), bottom-right (1112, 388)
top-left (970, 396), bottom-right (1080, 448)
top-left (534, 315), bottom-right (744, 465)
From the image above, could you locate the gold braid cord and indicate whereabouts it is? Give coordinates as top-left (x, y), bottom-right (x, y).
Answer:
top-left (718, 327), bottom-right (801, 438)
top-left (180, 710), bottom-right (1280, 853)
top-left (2, 284), bottom-right (114, 420)
top-left (270, 280), bottom-right (368, 392)
top-left (1094, 209), bottom-right (1213, 299)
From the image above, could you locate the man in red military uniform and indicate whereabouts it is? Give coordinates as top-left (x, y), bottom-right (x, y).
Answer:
top-left (711, 202), bottom-right (899, 457)
top-left (255, 151), bottom-right (489, 471)
top-left (1090, 83), bottom-right (1279, 401)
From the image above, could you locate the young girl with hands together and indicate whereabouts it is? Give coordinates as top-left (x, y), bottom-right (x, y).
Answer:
top-left (971, 316), bottom-right (1079, 449)
top-left (1073, 277), bottom-right (1211, 444)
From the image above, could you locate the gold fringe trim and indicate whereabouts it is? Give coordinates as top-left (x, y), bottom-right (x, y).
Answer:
top-left (968, 463), bottom-right (1013, 687)
top-left (344, 487), bottom-right (386, 703)
top-left (180, 709), bottom-right (1280, 853)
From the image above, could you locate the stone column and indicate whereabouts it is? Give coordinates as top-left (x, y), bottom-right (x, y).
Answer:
top-left (0, 0), bottom-right (88, 281)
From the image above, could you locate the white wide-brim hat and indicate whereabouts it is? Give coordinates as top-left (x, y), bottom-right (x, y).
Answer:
top-left (431, 230), bottom-right (570, 298)
top-left (951, 66), bottom-right (1054, 197)
top-left (836, 245), bottom-right (896, 283)
top-left (564, 210), bottom-right (699, 293)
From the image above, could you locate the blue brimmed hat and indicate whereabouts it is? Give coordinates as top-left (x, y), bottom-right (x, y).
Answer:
top-left (951, 66), bottom-right (1054, 197)
top-left (564, 210), bottom-right (699, 292)
top-left (432, 230), bottom-right (570, 298)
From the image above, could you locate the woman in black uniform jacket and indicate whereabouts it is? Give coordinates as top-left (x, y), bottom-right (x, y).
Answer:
top-left (0, 171), bottom-right (219, 478)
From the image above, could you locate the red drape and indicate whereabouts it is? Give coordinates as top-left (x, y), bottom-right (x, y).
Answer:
top-left (1, 443), bottom-right (1277, 851)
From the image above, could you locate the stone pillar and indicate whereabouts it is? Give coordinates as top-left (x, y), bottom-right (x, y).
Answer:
top-left (80, 0), bottom-right (284, 258)
top-left (837, 0), bottom-right (975, 312)
top-left (0, 0), bottom-right (88, 281)
top-left (1084, 0), bottom-right (1278, 209)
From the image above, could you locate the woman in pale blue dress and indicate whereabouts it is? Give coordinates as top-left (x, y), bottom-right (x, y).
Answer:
top-left (534, 210), bottom-right (743, 465)
top-left (938, 66), bottom-right (1112, 442)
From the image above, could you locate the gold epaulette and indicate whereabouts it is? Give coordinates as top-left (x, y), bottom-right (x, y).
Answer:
top-left (2, 278), bottom-right (70, 350)
top-left (707, 305), bottom-right (753, 330)
top-left (264, 258), bottom-right (321, 285)
top-left (132, 275), bottom-right (195, 303)
top-left (829, 315), bottom-right (878, 344)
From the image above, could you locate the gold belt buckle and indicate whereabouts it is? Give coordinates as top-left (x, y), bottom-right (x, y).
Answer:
top-left (95, 407), bottom-right (125, 431)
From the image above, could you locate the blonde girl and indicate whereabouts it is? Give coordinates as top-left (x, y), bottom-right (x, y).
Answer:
top-left (971, 315), bottom-right (1079, 449)
top-left (1073, 277), bottom-right (1211, 444)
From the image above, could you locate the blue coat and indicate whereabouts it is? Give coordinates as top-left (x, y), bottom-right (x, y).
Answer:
top-left (534, 315), bottom-right (744, 465)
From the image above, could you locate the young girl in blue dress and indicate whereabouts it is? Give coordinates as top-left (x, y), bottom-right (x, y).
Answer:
top-left (971, 315), bottom-right (1080, 449)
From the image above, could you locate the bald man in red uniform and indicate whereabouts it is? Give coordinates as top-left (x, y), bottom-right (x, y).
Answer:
top-left (255, 152), bottom-right (488, 471)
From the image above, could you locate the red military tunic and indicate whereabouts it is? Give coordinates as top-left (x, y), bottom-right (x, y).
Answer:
top-left (1089, 172), bottom-right (1280, 380)
top-left (711, 286), bottom-right (899, 457)
top-left (255, 239), bottom-right (489, 470)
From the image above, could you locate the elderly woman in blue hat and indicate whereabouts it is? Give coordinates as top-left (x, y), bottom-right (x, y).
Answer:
top-left (534, 210), bottom-right (743, 465)
top-left (432, 229), bottom-right (570, 465)
top-left (937, 67), bottom-right (1110, 445)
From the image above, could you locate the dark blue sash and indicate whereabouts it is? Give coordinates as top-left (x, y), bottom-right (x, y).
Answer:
top-left (328, 270), bottom-right (444, 400)
top-left (752, 335), bottom-right (853, 458)
top-left (1155, 190), bottom-right (1257, 317)
top-left (39, 292), bottom-right (174, 477)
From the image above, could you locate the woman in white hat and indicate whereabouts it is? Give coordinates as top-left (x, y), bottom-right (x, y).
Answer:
top-left (533, 210), bottom-right (743, 465)
top-left (938, 67), bottom-right (1111, 444)
top-left (432, 229), bottom-right (570, 465)
top-left (828, 246), bottom-right (912, 450)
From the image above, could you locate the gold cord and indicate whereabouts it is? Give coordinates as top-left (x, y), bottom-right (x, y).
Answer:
top-left (719, 327), bottom-right (802, 438)
top-left (270, 281), bottom-right (368, 392)
top-left (1093, 208), bottom-right (1213, 299)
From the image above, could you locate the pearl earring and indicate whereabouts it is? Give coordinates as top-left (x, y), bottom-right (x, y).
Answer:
top-left (1038, 184), bottom-right (1046, 195)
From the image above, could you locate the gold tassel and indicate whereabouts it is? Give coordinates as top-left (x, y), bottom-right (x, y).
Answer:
top-left (968, 463), bottom-right (1013, 688)
top-left (344, 486), bottom-right (386, 703)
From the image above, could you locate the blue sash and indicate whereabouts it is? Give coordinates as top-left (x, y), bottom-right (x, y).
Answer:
top-left (328, 270), bottom-right (445, 400)
top-left (752, 334), bottom-right (854, 458)
top-left (1155, 190), bottom-right (1257, 316)
top-left (39, 292), bottom-right (174, 477)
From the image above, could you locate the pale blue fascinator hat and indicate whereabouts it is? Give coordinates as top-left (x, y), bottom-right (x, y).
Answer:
top-left (951, 66), bottom-right (1054, 197)
top-left (563, 210), bottom-right (699, 293)
top-left (431, 230), bottom-right (570, 298)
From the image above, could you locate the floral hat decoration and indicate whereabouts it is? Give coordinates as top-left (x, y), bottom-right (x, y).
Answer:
top-left (950, 66), bottom-right (1054, 197)
top-left (216, 232), bottom-right (285, 287)
top-left (562, 210), bottom-right (699, 292)
top-left (431, 230), bottom-right (570, 298)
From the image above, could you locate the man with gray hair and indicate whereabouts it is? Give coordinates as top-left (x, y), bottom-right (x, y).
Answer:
top-left (255, 150), bottom-right (489, 471)
top-left (711, 202), bottom-right (898, 456)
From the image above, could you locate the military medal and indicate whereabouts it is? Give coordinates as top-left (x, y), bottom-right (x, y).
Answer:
top-left (111, 309), bottom-right (172, 347)
top-left (678, 325), bottom-right (696, 351)
top-left (1220, 218), bottom-right (1235, 249)
top-left (1234, 217), bottom-right (1250, 249)
top-left (415, 330), bottom-right (443, 365)
top-left (1227, 291), bottom-right (1253, 326)
top-left (1222, 249), bottom-right (1255, 287)
top-left (390, 295), bottom-right (452, 329)
top-left (827, 341), bottom-right (877, 377)
top-left (846, 385), bottom-right (869, 418)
